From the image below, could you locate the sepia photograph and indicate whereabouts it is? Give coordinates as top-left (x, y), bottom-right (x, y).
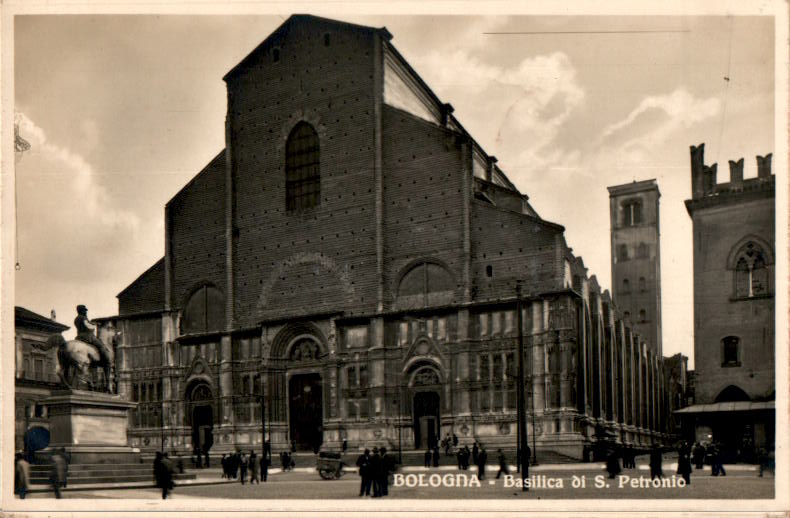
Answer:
top-left (2, 2), bottom-right (786, 515)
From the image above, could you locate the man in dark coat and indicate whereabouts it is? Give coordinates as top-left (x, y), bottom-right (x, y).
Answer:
top-left (239, 453), bottom-right (248, 484)
top-left (676, 450), bottom-right (692, 485)
top-left (692, 443), bottom-right (705, 470)
top-left (649, 445), bottom-right (663, 480)
top-left (249, 451), bottom-right (259, 484)
top-left (606, 447), bottom-right (622, 479)
top-left (356, 448), bottom-right (371, 496)
top-left (432, 446), bottom-right (440, 467)
top-left (153, 452), bottom-right (174, 499)
top-left (262, 441), bottom-right (271, 482)
top-left (379, 447), bottom-right (394, 497)
top-left (477, 447), bottom-right (488, 480)
top-left (370, 447), bottom-right (382, 497)
top-left (496, 449), bottom-right (509, 479)
top-left (472, 442), bottom-right (479, 465)
top-left (424, 448), bottom-right (431, 467)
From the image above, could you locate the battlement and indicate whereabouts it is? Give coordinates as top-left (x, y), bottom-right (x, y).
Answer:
top-left (689, 143), bottom-right (773, 201)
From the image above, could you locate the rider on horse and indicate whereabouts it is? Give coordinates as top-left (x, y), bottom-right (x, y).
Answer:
top-left (74, 305), bottom-right (112, 366)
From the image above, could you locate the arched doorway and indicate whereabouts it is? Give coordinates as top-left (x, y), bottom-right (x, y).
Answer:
top-left (409, 366), bottom-right (442, 450)
top-left (187, 382), bottom-right (214, 457)
top-left (288, 373), bottom-right (323, 451)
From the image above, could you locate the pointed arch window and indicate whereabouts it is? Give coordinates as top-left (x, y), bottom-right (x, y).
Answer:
top-left (285, 122), bottom-right (320, 211)
top-left (733, 242), bottom-right (770, 298)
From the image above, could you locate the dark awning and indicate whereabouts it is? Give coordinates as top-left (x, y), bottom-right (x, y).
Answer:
top-left (674, 401), bottom-right (774, 414)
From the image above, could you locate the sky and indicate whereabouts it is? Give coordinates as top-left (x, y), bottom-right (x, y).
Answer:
top-left (10, 12), bottom-right (776, 368)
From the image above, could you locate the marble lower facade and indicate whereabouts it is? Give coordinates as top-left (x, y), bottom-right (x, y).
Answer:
top-left (108, 291), bottom-right (671, 460)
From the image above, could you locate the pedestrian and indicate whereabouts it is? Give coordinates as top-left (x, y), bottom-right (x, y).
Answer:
top-left (262, 441), bottom-right (271, 482)
top-left (231, 452), bottom-right (239, 479)
top-left (456, 448), bottom-right (463, 469)
top-left (50, 449), bottom-right (67, 499)
top-left (649, 444), bottom-right (663, 480)
top-left (443, 434), bottom-right (452, 455)
top-left (153, 452), bottom-right (174, 499)
top-left (342, 439), bottom-right (348, 454)
top-left (676, 450), bottom-right (692, 485)
top-left (710, 444), bottom-right (726, 477)
top-left (432, 446), bottom-right (440, 467)
top-left (692, 442), bottom-right (705, 470)
top-left (356, 448), bottom-right (371, 497)
top-left (472, 442), bottom-right (479, 465)
top-left (203, 447), bottom-right (210, 468)
top-left (452, 433), bottom-right (459, 447)
top-left (606, 447), bottom-right (622, 479)
top-left (249, 451), bottom-right (259, 484)
top-left (462, 446), bottom-right (471, 470)
top-left (221, 454), bottom-right (227, 478)
top-left (424, 448), bottom-right (431, 468)
top-left (15, 453), bottom-right (30, 499)
top-left (370, 447), bottom-right (382, 497)
top-left (379, 447), bottom-right (393, 497)
top-left (496, 449), bottom-right (509, 479)
top-left (239, 453), bottom-right (248, 484)
top-left (477, 447), bottom-right (488, 480)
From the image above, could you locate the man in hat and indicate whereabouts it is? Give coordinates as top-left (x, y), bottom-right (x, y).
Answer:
top-left (74, 305), bottom-right (112, 365)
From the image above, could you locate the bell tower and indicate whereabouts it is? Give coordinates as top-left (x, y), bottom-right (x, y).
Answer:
top-left (608, 179), bottom-right (662, 355)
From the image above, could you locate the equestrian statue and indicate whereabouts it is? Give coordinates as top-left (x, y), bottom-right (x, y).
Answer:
top-left (47, 305), bottom-right (116, 393)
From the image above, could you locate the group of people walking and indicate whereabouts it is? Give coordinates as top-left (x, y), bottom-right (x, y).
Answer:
top-left (221, 446), bottom-right (271, 484)
top-left (356, 447), bottom-right (396, 497)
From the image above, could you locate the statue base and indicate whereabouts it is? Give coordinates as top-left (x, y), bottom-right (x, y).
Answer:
top-left (42, 389), bottom-right (139, 464)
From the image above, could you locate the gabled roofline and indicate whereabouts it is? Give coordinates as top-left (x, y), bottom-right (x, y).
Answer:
top-left (117, 256), bottom-right (165, 298)
top-left (223, 14), bottom-right (392, 82)
top-left (165, 149), bottom-right (226, 210)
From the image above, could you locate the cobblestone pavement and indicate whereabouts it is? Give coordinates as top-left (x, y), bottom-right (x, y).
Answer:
top-left (22, 465), bottom-right (774, 501)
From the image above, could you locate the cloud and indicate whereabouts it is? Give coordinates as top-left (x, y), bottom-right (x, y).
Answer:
top-left (599, 88), bottom-right (721, 149)
top-left (14, 113), bottom-right (148, 324)
top-left (412, 49), bottom-right (585, 176)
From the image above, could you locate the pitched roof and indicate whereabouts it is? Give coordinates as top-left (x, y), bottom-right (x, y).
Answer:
top-left (15, 306), bottom-right (69, 332)
top-left (223, 14), bottom-right (392, 82)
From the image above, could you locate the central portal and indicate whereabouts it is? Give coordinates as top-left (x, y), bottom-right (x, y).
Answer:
top-left (413, 391), bottom-right (440, 450)
top-left (288, 373), bottom-right (323, 452)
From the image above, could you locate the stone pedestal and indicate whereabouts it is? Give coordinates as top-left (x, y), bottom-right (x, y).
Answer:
top-left (43, 389), bottom-right (139, 464)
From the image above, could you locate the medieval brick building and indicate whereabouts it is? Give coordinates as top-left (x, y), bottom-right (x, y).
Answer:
top-left (677, 144), bottom-right (775, 459)
top-left (100, 15), bottom-right (669, 459)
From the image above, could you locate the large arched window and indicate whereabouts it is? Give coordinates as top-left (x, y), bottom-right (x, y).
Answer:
top-left (285, 122), bottom-right (320, 211)
top-left (397, 261), bottom-right (454, 308)
top-left (181, 284), bottom-right (225, 335)
top-left (733, 242), bottom-right (770, 298)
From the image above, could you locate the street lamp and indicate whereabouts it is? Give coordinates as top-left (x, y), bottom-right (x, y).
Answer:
top-left (516, 284), bottom-right (529, 491)
top-left (259, 374), bottom-right (267, 460)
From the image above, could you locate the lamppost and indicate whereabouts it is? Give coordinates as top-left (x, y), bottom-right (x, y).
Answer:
top-left (259, 373), bottom-right (267, 460)
top-left (516, 284), bottom-right (529, 491)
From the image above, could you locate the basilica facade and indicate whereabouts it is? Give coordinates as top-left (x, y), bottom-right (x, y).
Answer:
top-left (99, 15), bottom-right (669, 459)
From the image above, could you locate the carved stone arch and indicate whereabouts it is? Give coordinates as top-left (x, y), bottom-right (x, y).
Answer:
top-left (183, 354), bottom-right (215, 386)
top-left (404, 334), bottom-right (446, 364)
top-left (403, 360), bottom-right (444, 388)
top-left (284, 334), bottom-right (326, 362)
top-left (726, 234), bottom-right (774, 269)
top-left (269, 322), bottom-right (328, 360)
top-left (184, 375), bottom-right (215, 401)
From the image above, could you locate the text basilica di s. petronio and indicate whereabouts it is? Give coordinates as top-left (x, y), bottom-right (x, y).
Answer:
top-left (68, 15), bottom-right (770, 462)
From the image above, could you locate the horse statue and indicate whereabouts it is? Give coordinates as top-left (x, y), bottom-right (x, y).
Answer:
top-left (47, 325), bottom-right (118, 393)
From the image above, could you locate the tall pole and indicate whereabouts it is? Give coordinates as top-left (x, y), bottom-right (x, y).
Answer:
top-left (398, 384), bottom-right (403, 464)
top-left (260, 374), bottom-right (267, 459)
top-left (516, 284), bottom-right (529, 491)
